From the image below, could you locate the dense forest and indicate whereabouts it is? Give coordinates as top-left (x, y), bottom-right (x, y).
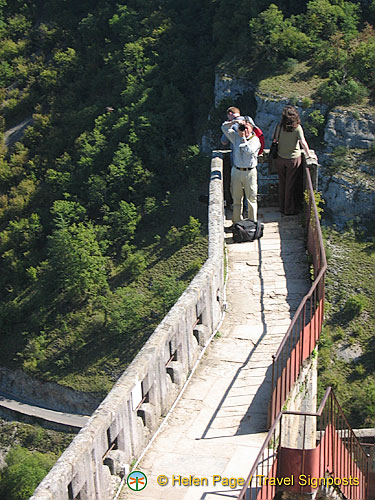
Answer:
top-left (0, 0), bottom-right (218, 394)
top-left (1, 0), bottom-right (375, 498)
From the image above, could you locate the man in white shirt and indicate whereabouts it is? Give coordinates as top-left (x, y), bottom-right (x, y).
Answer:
top-left (220, 107), bottom-right (243, 208)
top-left (221, 117), bottom-right (260, 223)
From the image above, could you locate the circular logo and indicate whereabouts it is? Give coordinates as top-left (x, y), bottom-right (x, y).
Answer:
top-left (127, 471), bottom-right (147, 491)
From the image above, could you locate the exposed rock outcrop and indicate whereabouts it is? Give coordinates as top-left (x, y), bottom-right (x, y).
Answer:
top-left (254, 91), bottom-right (328, 144)
top-left (319, 166), bottom-right (375, 227)
top-left (324, 108), bottom-right (375, 149)
top-left (214, 72), bottom-right (255, 107)
top-left (0, 367), bottom-right (101, 415)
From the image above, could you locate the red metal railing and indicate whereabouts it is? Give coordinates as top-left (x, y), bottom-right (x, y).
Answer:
top-left (238, 162), bottom-right (369, 499)
top-left (268, 165), bottom-right (327, 426)
top-left (238, 388), bottom-right (369, 500)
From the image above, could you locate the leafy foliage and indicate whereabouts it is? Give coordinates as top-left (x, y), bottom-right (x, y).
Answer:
top-left (315, 69), bottom-right (369, 105)
top-left (318, 227), bottom-right (375, 427)
top-left (0, 0), bottom-right (212, 393)
top-left (249, 4), bottom-right (311, 64)
top-left (0, 446), bottom-right (57, 500)
top-left (47, 221), bottom-right (109, 303)
top-left (305, 110), bottom-right (325, 137)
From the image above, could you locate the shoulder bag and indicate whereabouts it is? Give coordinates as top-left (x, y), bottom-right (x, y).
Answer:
top-left (268, 123), bottom-right (281, 174)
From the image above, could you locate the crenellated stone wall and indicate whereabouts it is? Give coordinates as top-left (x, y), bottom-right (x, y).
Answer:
top-left (30, 154), bottom-right (225, 500)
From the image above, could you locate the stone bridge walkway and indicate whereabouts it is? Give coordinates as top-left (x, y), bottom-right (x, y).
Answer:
top-left (120, 207), bottom-right (310, 500)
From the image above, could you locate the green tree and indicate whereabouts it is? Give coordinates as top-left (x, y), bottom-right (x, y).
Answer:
top-left (350, 29), bottom-right (375, 94)
top-left (104, 200), bottom-right (140, 245)
top-left (47, 221), bottom-right (109, 303)
top-left (312, 34), bottom-right (350, 76)
top-left (304, 0), bottom-right (360, 42)
top-left (153, 275), bottom-right (186, 315)
top-left (50, 199), bottom-right (87, 227)
top-left (0, 446), bottom-right (56, 500)
top-left (316, 69), bottom-right (368, 105)
top-left (107, 143), bottom-right (152, 203)
top-left (249, 4), bottom-right (311, 63)
top-left (105, 286), bottom-right (146, 336)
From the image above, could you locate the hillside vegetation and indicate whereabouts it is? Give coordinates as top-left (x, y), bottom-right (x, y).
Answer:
top-left (2, 0), bottom-right (375, 394)
top-left (0, 0), bottom-right (216, 393)
top-left (317, 147), bottom-right (375, 428)
top-left (1, 3), bottom-right (375, 495)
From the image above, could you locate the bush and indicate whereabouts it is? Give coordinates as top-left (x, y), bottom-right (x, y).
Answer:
top-left (152, 275), bottom-right (186, 314)
top-left (166, 225), bottom-right (182, 247)
top-left (316, 70), bottom-right (368, 105)
top-left (342, 294), bottom-right (368, 318)
top-left (121, 251), bottom-right (147, 281)
top-left (166, 217), bottom-right (201, 248)
top-left (312, 36), bottom-right (350, 76)
top-left (301, 97), bottom-right (313, 108)
top-left (186, 258), bottom-right (203, 276)
top-left (180, 216), bottom-right (201, 243)
top-left (282, 58), bottom-right (298, 73)
top-left (304, 0), bottom-right (360, 41)
top-left (305, 110), bottom-right (325, 137)
top-left (105, 287), bottom-right (146, 337)
top-left (350, 37), bottom-right (375, 95)
top-left (0, 446), bottom-right (56, 500)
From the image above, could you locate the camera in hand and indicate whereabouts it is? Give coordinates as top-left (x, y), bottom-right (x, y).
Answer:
top-left (238, 124), bottom-right (246, 131)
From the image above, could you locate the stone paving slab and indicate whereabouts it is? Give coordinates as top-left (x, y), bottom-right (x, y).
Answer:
top-left (120, 208), bottom-right (310, 500)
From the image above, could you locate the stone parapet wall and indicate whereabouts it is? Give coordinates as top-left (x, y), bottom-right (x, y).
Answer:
top-left (30, 154), bottom-right (225, 500)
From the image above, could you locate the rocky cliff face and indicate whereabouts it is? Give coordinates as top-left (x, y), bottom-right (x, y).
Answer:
top-left (319, 154), bottom-right (375, 227)
top-left (324, 108), bottom-right (375, 149)
top-left (210, 72), bottom-right (375, 227)
top-left (254, 92), bottom-right (328, 145)
top-left (0, 367), bottom-right (101, 415)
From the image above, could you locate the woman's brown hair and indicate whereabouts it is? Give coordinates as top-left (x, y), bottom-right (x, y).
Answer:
top-left (281, 105), bottom-right (300, 132)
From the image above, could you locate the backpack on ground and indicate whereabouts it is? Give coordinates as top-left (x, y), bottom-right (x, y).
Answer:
top-left (232, 219), bottom-right (264, 243)
top-left (253, 126), bottom-right (265, 155)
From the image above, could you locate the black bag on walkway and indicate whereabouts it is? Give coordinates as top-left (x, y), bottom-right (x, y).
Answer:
top-left (232, 219), bottom-right (264, 243)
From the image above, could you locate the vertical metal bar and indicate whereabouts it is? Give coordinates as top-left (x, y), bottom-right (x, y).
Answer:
top-left (283, 346), bottom-right (286, 411)
top-left (330, 394), bottom-right (334, 476)
top-left (319, 411), bottom-right (325, 477)
top-left (310, 295), bottom-right (313, 354)
top-left (277, 358), bottom-right (280, 422)
top-left (301, 415), bottom-right (307, 494)
top-left (339, 400), bottom-right (341, 482)
top-left (298, 311), bottom-right (305, 368)
top-left (293, 324), bottom-right (297, 386)
top-left (267, 432), bottom-right (270, 496)
top-left (281, 348), bottom-right (284, 414)
top-left (344, 417), bottom-right (348, 497)
top-left (350, 427), bottom-right (354, 500)
top-left (337, 405), bottom-right (340, 487)
top-left (261, 449), bottom-right (264, 499)
top-left (322, 404), bottom-right (326, 476)
top-left (314, 287), bottom-right (318, 344)
top-left (302, 303), bottom-right (306, 363)
top-left (270, 356), bottom-right (275, 426)
top-left (289, 330), bottom-right (292, 394)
